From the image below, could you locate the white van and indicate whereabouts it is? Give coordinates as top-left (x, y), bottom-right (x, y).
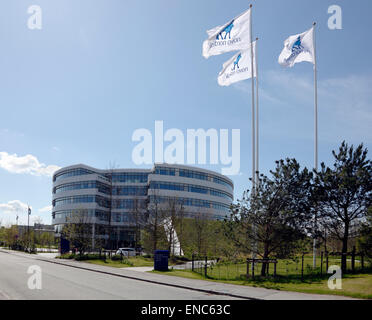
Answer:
top-left (116, 248), bottom-right (136, 257)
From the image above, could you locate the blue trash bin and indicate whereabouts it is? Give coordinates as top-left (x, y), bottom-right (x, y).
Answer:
top-left (154, 250), bottom-right (169, 271)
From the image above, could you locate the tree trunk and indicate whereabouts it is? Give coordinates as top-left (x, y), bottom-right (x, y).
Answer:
top-left (341, 221), bottom-right (349, 273)
top-left (261, 242), bottom-right (269, 276)
top-left (153, 223), bottom-right (157, 253)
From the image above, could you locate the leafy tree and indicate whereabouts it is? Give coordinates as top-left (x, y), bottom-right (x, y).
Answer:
top-left (225, 159), bottom-right (313, 276)
top-left (314, 142), bottom-right (372, 272)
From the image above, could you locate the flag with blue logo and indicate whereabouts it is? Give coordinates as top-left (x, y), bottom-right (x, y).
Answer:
top-left (217, 41), bottom-right (256, 87)
top-left (202, 8), bottom-right (252, 59)
top-left (278, 27), bottom-right (315, 67)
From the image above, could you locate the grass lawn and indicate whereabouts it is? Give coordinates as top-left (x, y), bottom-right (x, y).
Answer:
top-left (84, 256), bottom-right (154, 268)
top-left (151, 269), bottom-right (372, 299)
top-left (81, 256), bottom-right (189, 268)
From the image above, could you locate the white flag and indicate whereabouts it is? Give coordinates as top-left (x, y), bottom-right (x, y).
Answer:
top-left (217, 42), bottom-right (256, 87)
top-left (278, 27), bottom-right (315, 67)
top-left (202, 8), bottom-right (252, 59)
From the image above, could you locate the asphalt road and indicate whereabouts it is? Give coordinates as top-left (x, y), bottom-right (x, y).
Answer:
top-left (0, 251), bottom-right (239, 300)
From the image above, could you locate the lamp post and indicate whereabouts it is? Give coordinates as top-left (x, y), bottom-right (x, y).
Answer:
top-left (27, 206), bottom-right (31, 251)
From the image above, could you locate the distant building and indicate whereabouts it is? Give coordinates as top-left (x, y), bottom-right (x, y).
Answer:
top-left (33, 224), bottom-right (54, 235)
top-left (13, 224), bottom-right (54, 236)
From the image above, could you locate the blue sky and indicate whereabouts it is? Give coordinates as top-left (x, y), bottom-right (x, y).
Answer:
top-left (1, 0), bottom-right (371, 225)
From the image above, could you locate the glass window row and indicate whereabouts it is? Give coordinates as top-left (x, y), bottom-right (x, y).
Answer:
top-left (52, 209), bottom-right (110, 222)
top-left (109, 173), bottom-right (149, 183)
top-left (149, 196), bottom-right (230, 212)
top-left (54, 168), bottom-right (95, 182)
top-left (54, 181), bottom-right (111, 195)
top-left (53, 195), bottom-right (111, 208)
top-left (112, 186), bottom-right (147, 196)
top-left (112, 199), bottom-right (147, 209)
top-left (155, 167), bottom-right (176, 176)
top-left (154, 167), bottom-right (233, 190)
top-left (149, 181), bottom-right (232, 200)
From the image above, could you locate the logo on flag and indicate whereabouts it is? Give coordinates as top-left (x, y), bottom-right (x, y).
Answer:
top-left (202, 8), bottom-right (252, 59)
top-left (292, 36), bottom-right (304, 53)
top-left (283, 36), bottom-right (306, 66)
top-left (232, 53), bottom-right (241, 71)
top-left (216, 20), bottom-right (234, 40)
top-left (217, 41), bottom-right (256, 87)
top-left (278, 27), bottom-right (315, 68)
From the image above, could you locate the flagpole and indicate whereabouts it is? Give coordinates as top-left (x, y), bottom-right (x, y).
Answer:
top-left (249, 4), bottom-right (257, 273)
top-left (249, 4), bottom-right (255, 192)
top-left (255, 37), bottom-right (259, 187)
top-left (249, 4), bottom-right (255, 195)
top-left (27, 205), bottom-right (30, 251)
top-left (312, 22), bottom-right (318, 269)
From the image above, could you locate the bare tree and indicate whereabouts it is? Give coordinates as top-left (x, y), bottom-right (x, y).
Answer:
top-left (145, 189), bottom-right (167, 253)
top-left (193, 208), bottom-right (212, 256)
top-left (176, 201), bottom-right (185, 256)
top-left (131, 197), bottom-right (147, 250)
top-left (161, 197), bottom-right (185, 256)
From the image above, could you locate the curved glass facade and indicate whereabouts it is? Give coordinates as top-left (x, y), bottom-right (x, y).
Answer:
top-left (52, 163), bottom-right (233, 247)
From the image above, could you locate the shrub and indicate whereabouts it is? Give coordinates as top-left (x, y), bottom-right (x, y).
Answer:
top-left (57, 253), bottom-right (76, 259)
top-left (75, 253), bottom-right (102, 261)
top-left (111, 255), bottom-right (133, 266)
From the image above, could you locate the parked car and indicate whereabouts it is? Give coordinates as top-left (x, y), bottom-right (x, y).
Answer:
top-left (116, 248), bottom-right (136, 257)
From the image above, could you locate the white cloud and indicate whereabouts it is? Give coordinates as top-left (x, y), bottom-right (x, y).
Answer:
top-left (0, 200), bottom-right (29, 214)
top-left (0, 200), bottom-right (29, 226)
top-left (0, 201), bottom-right (51, 226)
top-left (0, 152), bottom-right (61, 177)
top-left (38, 205), bottom-right (52, 213)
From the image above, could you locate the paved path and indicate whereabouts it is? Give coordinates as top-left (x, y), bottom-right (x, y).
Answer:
top-left (0, 250), bottom-right (355, 300)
